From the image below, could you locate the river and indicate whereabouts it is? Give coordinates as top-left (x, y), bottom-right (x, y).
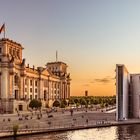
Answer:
top-left (2, 124), bottom-right (140, 140)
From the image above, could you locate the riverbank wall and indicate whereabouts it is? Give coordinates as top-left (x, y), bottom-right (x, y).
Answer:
top-left (1, 119), bottom-right (140, 139)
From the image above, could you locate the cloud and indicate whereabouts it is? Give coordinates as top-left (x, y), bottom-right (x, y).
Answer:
top-left (91, 76), bottom-right (115, 84)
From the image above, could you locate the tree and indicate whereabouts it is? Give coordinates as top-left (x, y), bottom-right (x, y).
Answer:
top-left (60, 102), bottom-right (65, 108)
top-left (100, 102), bottom-right (105, 108)
top-left (80, 98), bottom-right (87, 105)
top-left (68, 98), bottom-right (75, 105)
top-left (61, 99), bottom-right (67, 106)
top-left (29, 99), bottom-right (42, 109)
top-left (85, 98), bottom-right (91, 105)
top-left (53, 100), bottom-right (60, 107)
top-left (74, 98), bottom-right (79, 104)
top-left (13, 124), bottom-right (19, 137)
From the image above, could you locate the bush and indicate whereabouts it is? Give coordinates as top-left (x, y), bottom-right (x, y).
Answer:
top-left (61, 99), bottom-right (67, 106)
top-left (68, 98), bottom-right (75, 105)
top-left (29, 99), bottom-right (42, 109)
top-left (80, 98), bottom-right (87, 105)
top-left (13, 124), bottom-right (19, 136)
top-left (74, 98), bottom-right (79, 104)
top-left (60, 102), bottom-right (66, 108)
top-left (53, 100), bottom-right (60, 107)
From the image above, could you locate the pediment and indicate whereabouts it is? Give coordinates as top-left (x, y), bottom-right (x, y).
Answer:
top-left (41, 68), bottom-right (50, 76)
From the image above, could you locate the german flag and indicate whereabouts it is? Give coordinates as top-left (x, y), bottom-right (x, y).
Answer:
top-left (0, 24), bottom-right (5, 34)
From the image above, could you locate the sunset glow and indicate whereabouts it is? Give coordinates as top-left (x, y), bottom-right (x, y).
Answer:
top-left (0, 0), bottom-right (140, 96)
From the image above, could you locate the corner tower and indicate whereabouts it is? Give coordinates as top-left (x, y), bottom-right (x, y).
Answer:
top-left (46, 62), bottom-right (71, 99)
top-left (0, 38), bottom-right (24, 113)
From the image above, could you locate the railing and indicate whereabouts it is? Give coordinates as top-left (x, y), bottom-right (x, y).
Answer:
top-left (0, 120), bottom-right (112, 134)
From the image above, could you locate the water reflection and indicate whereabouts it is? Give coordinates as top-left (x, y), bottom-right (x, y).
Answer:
top-left (2, 124), bottom-right (140, 140)
top-left (116, 125), bottom-right (140, 140)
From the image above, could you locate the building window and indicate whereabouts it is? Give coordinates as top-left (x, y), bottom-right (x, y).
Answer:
top-left (17, 50), bottom-right (20, 58)
top-left (25, 88), bottom-right (27, 92)
top-left (25, 95), bottom-right (27, 100)
top-left (0, 48), bottom-right (1, 53)
top-left (30, 88), bottom-right (32, 93)
top-left (35, 81), bottom-right (38, 86)
top-left (35, 88), bottom-right (37, 93)
top-left (9, 48), bottom-right (12, 55)
top-left (55, 83), bottom-right (57, 88)
top-left (30, 80), bottom-right (32, 86)
top-left (35, 95), bottom-right (37, 99)
top-left (14, 75), bottom-right (19, 86)
top-left (25, 79), bottom-right (27, 85)
top-left (44, 90), bottom-right (47, 100)
top-left (30, 95), bottom-right (32, 100)
top-left (13, 49), bottom-right (15, 56)
top-left (18, 105), bottom-right (23, 111)
top-left (15, 90), bottom-right (18, 100)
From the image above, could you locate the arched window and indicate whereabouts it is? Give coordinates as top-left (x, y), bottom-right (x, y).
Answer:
top-left (17, 50), bottom-right (20, 58)
top-left (44, 90), bottom-right (47, 100)
top-left (14, 74), bottom-right (19, 86)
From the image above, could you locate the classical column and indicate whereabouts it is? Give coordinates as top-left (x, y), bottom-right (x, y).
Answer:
top-left (27, 77), bottom-right (29, 100)
top-left (51, 81), bottom-right (54, 100)
top-left (47, 76), bottom-right (50, 100)
top-left (63, 82), bottom-right (65, 99)
top-left (20, 76), bottom-right (24, 99)
top-left (32, 78), bottom-right (35, 99)
top-left (39, 78), bottom-right (43, 100)
top-left (1, 67), bottom-right (9, 99)
top-left (9, 74), bottom-right (13, 99)
top-left (1, 67), bottom-right (9, 113)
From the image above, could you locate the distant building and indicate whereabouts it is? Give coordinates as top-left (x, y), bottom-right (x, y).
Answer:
top-left (85, 90), bottom-right (88, 96)
top-left (0, 38), bottom-right (71, 113)
top-left (116, 64), bottom-right (140, 121)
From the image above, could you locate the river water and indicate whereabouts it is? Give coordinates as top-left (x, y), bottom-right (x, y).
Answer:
top-left (3, 124), bottom-right (140, 140)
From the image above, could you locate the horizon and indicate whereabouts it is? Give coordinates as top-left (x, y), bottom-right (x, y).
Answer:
top-left (1, 0), bottom-right (140, 96)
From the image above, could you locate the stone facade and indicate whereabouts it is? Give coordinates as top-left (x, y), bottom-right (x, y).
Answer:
top-left (0, 38), bottom-right (71, 113)
top-left (116, 64), bottom-right (140, 121)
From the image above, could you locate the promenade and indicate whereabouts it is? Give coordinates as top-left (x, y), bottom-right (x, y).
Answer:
top-left (0, 107), bottom-right (127, 138)
top-left (0, 107), bottom-right (140, 139)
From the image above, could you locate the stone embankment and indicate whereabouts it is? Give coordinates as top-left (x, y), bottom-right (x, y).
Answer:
top-left (0, 109), bottom-right (138, 138)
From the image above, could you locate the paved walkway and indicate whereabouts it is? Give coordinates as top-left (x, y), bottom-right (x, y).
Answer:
top-left (0, 108), bottom-right (116, 137)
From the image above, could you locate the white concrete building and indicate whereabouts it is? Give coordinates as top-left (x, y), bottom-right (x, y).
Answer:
top-left (0, 38), bottom-right (71, 113)
top-left (116, 64), bottom-right (140, 121)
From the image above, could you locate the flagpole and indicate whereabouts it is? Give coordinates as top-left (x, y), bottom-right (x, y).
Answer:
top-left (56, 51), bottom-right (58, 62)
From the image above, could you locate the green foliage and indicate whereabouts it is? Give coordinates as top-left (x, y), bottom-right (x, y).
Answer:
top-left (104, 102), bottom-right (109, 107)
top-left (100, 102), bottom-right (105, 108)
top-left (29, 99), bottom-right (42, 109)
top-left (60, 102), bottom-right (65, 108)
top-left (76, 102), bottom-right (80, 107)
top-left (53, 100), bottom-right (60, 107)
top-left (69, 95), bottom-right (116, 107)
top-left (79, 98), bottom-right (87, 105)
top-left (13, 124), bottom-right (19, 136)
top-left (74, 98), bottom-right (79, 104)
top-left (68, 98), bottom-right (75, 105)
top-left (61, 99), bottom-right (67, 106)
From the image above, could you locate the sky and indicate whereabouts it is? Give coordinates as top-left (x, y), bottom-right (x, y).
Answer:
top-left (1, 0), bottom-right (140, 96)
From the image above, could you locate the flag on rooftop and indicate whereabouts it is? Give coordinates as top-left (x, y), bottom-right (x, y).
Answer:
top-left (0, 24), bottom-right (5, 34)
